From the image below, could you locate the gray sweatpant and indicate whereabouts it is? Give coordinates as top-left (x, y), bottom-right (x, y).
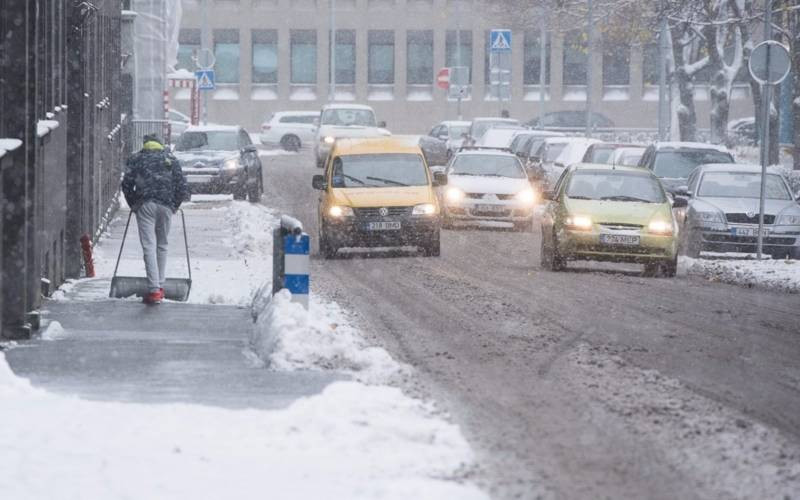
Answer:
top-left (136, 201), bottom-right (173, 293)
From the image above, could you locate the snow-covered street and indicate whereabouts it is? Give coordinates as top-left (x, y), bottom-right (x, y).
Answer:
top-left (1, 194), bottom-right (487, 499)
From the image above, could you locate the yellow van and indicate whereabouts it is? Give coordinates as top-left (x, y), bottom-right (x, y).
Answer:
top-left (312, 137), bottom-right (447, 258)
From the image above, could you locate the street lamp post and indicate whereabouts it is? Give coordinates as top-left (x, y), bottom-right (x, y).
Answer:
top-left (329, 0), bottom-right (336, 102)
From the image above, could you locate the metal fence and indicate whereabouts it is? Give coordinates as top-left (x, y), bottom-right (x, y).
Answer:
top-left (131, 119), bottom-right (171, 147)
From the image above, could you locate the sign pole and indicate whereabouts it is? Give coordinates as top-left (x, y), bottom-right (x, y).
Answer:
top-left (757, 0), bottom-right (773, 260)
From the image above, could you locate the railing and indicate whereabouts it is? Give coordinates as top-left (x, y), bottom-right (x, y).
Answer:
top-left (131, 119), bottom-right (170, 146)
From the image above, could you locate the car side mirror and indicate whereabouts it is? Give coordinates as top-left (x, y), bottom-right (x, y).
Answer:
top-left (542, 190), bottom-right (555, 201)
top-left (242, 144), bottom-right (258, 153)
top-left (312, 175), bottom-right (327, 190)
top-left (672, 197), bottom-right (688, 209)
top-left (378, 121), bottom-right (387, 128)
top-left (438, 133), bottom-right (449, 141)
top-left (432, 171), bottom-right (448, 187)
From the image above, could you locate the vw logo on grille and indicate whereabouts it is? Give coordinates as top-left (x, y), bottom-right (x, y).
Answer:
top-left (746, 211), bottom-right (756, 219)
top-left (193, 162), bottom-right (204, 169)
top-left (378, 207), bottom-right (389, 217)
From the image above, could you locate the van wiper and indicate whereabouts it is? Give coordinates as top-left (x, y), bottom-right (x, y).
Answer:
top-left (343, 174), bottom-right (366, 185)
top-left (366, 176), bottom-right (408, 186)
top-left (600, 195), bottom-right (653, 203)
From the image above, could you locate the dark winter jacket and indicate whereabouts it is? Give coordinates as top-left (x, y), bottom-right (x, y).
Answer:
top-left (122, 141), bottom-right (190, 212)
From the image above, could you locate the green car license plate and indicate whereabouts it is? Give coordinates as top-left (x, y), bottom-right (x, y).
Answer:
top-left (600, 234), bottom-right (640, 246)
top-left (366, 221), bottom-right (401, 231)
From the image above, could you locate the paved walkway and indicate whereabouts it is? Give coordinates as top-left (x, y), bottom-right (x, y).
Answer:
top-left (6, 197), bottom-right (337, 409)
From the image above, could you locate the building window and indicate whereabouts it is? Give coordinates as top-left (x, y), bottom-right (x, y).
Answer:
top-left (291, 30), bottom-right (317, 84)
top-left (407, 30), bottom-right (433, 84)
top-left (330, 30), bottom-right (356, 85)
top-left (252, 30), bottom-right (278, 84)
top-left (602, 39), bottom-right (630, 86)
top-left (562, 30), bottom-right (587, 86)
top-left (213, 29), bottom-right (240, 84)
top-left (368, 30), bottom-right (395, 84)
top-left (445, 30), bottom-right (472, 83)
top-left (177, 29), bottom-right (201, 71)
top-left (524, 29), bottom-right (551, 85)
top-left (642, 42), bottom-right (659, 86)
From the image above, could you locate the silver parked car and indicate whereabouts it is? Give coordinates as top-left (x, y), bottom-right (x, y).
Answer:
top-left (678, 164), bottom-right (800, 259)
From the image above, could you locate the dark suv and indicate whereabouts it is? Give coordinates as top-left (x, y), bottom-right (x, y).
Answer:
top-left (638, 142), bottom-right (735, 193)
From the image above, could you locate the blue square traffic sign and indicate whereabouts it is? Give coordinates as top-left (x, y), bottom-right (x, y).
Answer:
top-left (195, 69), bottom-right (216, 90)
top-left (490, 29), bottom-right (512, 52)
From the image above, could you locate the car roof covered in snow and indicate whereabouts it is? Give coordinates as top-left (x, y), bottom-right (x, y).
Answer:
top-left (272, 110), bottom-right (319, 117)
top-left (653, 141), bottom-right (732, 154)
top-left (693, 163), bottom-right (786, 175)
top-left (471, 117), bottom-right (519, 124)
top-left (571, 163), bottom-right (656, 175)
top-left (184, 124), bottom-right (242, 133)
top-left (441, 120), bottom-right (471, 127)
top-left (333, 137), bottom-right (422, 155)
top-left (453, 149), bottom-right (517, 158)
top-left (321, 103), bottom-right (375, 112)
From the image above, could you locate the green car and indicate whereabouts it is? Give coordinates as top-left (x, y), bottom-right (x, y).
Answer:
top-left (540, 163), bottom-right (682, 277)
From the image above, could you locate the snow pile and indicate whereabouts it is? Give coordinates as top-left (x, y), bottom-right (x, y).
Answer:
top-left (40, 321), bottom-right (67, 341)
top-left (570, 344), bottom-right (800, 499)
top-left (251, 290), bottom-right (408, 384)
top-left (0, 352), bottom-right (485, 500)
top-left (682, 256), bottom-right (800, 293)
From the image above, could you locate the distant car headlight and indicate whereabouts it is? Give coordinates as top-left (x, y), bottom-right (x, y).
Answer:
top-left (222, 158), bottom-right (239, 172)
top-left (412, 203), bottom-right (437, 216)
top-left (777, 214), bottom-right (800, 225)
top-left (323, 136), bottom-right (335, 145)
top-left (328, 205), bottom-right (354, 217)
top-left (648, 220), bottom-right (673, 235)
top-left (565, 215), bottom-right (592, 231)
top-left (693, 211), bottom-right (724, 225)
top-left (515, 188), bottom-right (537, 206)
top-left (445, 187), bottom-right (465, 204)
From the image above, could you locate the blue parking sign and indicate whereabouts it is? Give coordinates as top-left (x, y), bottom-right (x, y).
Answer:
top-left (490, 29), bottom-right (512, 52)
top-left (196, 69), bottom-right (216, 90)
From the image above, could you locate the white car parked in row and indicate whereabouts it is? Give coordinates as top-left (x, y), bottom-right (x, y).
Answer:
top-left (314, 104), bottom-right (390, 168)
top-left (259, 111), bottom-right (319, 151)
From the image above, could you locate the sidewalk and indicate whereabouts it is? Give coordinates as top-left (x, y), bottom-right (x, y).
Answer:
top-left (6, 196), bottom-right (337, 409)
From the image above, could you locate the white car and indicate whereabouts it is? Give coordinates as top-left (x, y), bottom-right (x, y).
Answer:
top-left (535, 137), bottom-right (602, 187)
top-left (314, 104), bottom-right (390, 168)
top-left (168, 109), bottom-right (191, 140)
top-left (439, 150), bottom-right (537, 231)
top-left (428, 120), bottom-right (471, 157)
top-left (609, 146), bottom-right (646, 167)
top-left (475, 126), bottom-right (526, 148)
top-left (259, 111), bottom-right (319, 151)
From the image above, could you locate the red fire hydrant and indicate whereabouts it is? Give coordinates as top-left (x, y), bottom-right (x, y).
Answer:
top-left (80, 234), bottom-right (96, 278)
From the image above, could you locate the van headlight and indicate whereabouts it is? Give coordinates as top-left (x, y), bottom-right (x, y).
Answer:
top-left (328, 206), bottom-right (354, 217)
top-left (515, 188), bottom-right (537, 206)
top-left (323, 136), bottom-right (335, 145)
top-left (222, 158), bottom-right (239, 172)
top-left (445, 187), bottom-right (465, 204)
top-left (412, 203), bottom-right (437, 216)
top-left (648, 220), bottom-right (673, 235)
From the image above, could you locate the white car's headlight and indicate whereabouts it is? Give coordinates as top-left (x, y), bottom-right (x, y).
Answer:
top-left (222, 158), bottom-right (239, 172)
top-left (412, 203), bottom-right (437, 216)
top-left (648, 220), bottom-right (673, 235)
top-left (515, 188), bottom-right (537, 206)
top-left (565, 215), bottom-right (592, 230)
top-left (778, 214), bottom-right (800, 225)
top-left (328, 206), bottom-right (354, 217)
top-left (323, 136), bottom-right (335, 145)
top-left (694, 211), bottom-right (724, 224)
top-left (445, 187), bottom-right (465, 204)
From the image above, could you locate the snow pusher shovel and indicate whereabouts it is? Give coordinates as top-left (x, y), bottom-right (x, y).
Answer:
top-left (109, 208), bottom-right (192, 301)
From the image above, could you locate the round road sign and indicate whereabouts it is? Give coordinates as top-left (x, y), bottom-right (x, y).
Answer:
top-left (748, 41), bottom-right (790, 85)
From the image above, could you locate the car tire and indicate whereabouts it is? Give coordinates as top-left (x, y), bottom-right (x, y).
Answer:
top-left (681, 225), bottom-right (701, 258)
top-left (319, 226), bottom-right (337, 259)
top-left (423, 231), bottom-right (441, 257)
top-left (280, 135), bottom-right (301, 152)
top-left (247, 171), bottom-right (263, 203)
top-left (233, 186), bottom-right (247, 201)
top-left (789, 247), bottom-right (800, 260)
top-left (513, 219), bottom-right (533, 232)
top-left (662, 257), bottom-right (678, 278)
top-left (541, 229), bottom-right (565, 271)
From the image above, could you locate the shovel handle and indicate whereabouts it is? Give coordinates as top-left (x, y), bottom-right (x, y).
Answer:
top-left (112, 211), bottom-right (134, 279)
top-left (180, 208), bottom-right (192, 282)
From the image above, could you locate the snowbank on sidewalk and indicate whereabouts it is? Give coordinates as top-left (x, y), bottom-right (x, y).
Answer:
top-left (251, 289), bottom-right (409, 384)
top-left (0, 352), bottom-right (485, 500)
top-left (682, 256), bottom-right (800, 293)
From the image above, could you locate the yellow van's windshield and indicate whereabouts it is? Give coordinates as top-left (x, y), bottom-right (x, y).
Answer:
top-left (331, 154), bottom-right (428, 188)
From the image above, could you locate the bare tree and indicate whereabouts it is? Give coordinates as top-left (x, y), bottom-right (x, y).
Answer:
top-left (773, 0), bottom-right (800, 169)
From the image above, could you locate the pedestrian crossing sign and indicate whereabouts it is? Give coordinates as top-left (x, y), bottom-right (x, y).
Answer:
top-left (490, 29), bottom-right (512, 52)
top-left (195, 70), bottom-right (215, 90)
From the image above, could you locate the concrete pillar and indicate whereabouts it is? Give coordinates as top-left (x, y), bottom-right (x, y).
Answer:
top-left (550, 32), bottom-right (563, 103)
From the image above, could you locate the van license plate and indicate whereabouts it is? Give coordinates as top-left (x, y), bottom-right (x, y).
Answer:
top-left (367, 221), bottom-right (401, 231)
top-left (600, 234), bottom-right (640, 246)
top-left (475, 204), bottom-right (506, 213)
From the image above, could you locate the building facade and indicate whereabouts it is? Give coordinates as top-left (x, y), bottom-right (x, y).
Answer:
top-left (175, 0), bottom-right (753, 133)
